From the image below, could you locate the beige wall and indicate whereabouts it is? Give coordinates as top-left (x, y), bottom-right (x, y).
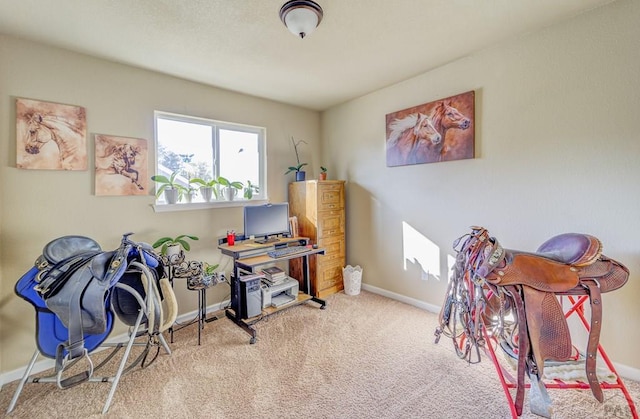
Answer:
top-left (2, 0), bottom-right (639, 382)
top-left (0, 36), bottom-right (321, 375)
top-left (323, 0), bottom-right (640, 372)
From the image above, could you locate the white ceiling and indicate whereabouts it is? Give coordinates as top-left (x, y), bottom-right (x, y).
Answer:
top-left (0, 0), bottom-right (614, 111)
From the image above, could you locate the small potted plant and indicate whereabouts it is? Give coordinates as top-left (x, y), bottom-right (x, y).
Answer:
top-left (319, 166), bottom-right (327, 181)
top-left (187, 262), bottom-right (221, 290)
top-left (152, 234), bottom-right (199, 257)
top-left (184, 185), bottom-right (199, 203)
top-left (244, 180), bottom-right (259, 199)
top-left (189, 177), bottom-right (218, 202)
top-left (217, 176), bottom-right (243, 201)
top-left (151, 171), bottom-right (187, 204)
top-left (285, 136), bottom-right (308, 182)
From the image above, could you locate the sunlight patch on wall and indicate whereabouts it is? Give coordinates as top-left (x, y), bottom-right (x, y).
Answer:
top-left (402, 221), bottom-right (441, 280)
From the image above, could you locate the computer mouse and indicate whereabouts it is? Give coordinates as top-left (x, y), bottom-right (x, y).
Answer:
top-left (312, 243), bottom-right (318, 249)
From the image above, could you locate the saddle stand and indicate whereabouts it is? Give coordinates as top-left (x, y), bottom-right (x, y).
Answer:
top-left (7, 234), bottom-right (176, 415)
top-left (434, 227), bottom-right (638, 419)
top-left (482, 293), bottom-right (638, 418)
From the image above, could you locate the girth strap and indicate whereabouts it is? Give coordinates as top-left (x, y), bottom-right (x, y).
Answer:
top-left (504, 285), bottom-right (528, 417)
top-left (54, 272), bottom-right (93, 388)
top-left (583, 279), bottom-right (604, 402)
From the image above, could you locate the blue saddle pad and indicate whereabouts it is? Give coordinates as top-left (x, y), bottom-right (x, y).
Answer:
top-left (15, 266), bottom-right (114, 359)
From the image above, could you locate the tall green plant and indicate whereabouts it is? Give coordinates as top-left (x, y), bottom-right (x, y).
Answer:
top-left (285, 137), bottom-right (308, 174)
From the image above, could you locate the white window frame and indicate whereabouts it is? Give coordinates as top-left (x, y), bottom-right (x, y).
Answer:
top-left (152, 111), bottom-right (268, 212)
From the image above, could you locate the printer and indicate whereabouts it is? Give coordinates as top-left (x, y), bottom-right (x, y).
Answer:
top-left (261, 277), bottom-right (299, 308)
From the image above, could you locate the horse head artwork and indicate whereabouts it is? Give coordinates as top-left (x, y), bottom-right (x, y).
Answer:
top-left (20, 111), bottom-right (87, 170)
top-left (386, 113), bottom-right (442, 166)
top-left (426, 100), bottom-right (472, 161)
top-left (95, 135), bottom-right (147, 195)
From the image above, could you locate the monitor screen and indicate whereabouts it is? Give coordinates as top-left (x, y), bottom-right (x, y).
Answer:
top-left (243, 203), bottom-right (291, 243)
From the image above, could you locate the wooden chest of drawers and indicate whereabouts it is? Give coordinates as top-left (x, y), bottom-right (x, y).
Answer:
top-left (289, 180), bottom-right (346, 298)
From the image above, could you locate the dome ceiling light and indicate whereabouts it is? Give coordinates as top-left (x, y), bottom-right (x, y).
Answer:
top-left (279, 1), bottom-right (324, 39)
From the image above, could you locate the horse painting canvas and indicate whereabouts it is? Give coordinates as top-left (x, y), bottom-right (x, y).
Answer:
top-left (385, 91), bottom-right (474, 166)
top-left (16, 98), bottom-right (87, 170)
top-left (95, 135), bottom-right (148, 196)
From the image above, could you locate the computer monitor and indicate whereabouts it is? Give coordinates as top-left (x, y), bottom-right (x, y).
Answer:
top-left (243, 203), bottom-right (291, 244)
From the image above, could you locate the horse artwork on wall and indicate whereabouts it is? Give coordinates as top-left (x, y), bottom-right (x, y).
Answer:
top-left (385, 90), bottom-right (475, 166)
top-left (16, 98), bottom-right (87, 170)
top-left (95, 135), bottom-right (148, 196)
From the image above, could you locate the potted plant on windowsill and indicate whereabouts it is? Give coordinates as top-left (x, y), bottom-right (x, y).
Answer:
top-left (184, 185), bottom-right (199, 203)
top-left (217, 176), bottom-right (243, 201)
top-left (189, 177), bottom-right (218, 202)
top-left (151, 171), bottom-right (187, 204)
top-left (285, 136), bottom-right (308, 182)
top-left (319, 166), bottom-right (327, 181)
top-left (243, 180), bottom-right (259, 199)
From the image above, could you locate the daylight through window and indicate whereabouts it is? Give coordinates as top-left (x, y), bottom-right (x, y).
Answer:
top-left (154, 111), bottom-right (266, 205)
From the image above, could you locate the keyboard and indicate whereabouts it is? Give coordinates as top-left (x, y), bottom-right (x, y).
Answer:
top-left (267, 246), bottom-right (310, 258)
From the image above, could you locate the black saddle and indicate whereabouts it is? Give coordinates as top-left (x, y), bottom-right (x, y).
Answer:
top-left (15, 233), bottom-right (176, 389)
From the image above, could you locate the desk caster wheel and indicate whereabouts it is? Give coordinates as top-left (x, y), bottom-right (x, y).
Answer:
top-left (320, 304), bottom-right (326, 310)
top-left (249, 337), bottom-right (256, 344)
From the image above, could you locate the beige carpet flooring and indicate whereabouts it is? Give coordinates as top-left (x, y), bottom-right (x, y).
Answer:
top-left (1, 290), bottom-right (638, 418)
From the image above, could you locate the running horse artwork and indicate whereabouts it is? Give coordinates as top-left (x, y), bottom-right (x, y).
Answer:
top-left (385, 91), bottom-right (474, 166)
top-left (95, 135), bottom-right (148, 196)
top-left (16, 98), bottom-right (87, 170)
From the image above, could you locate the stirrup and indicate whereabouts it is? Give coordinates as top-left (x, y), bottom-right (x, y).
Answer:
top-left (56, 348), bottom-right (94, 389)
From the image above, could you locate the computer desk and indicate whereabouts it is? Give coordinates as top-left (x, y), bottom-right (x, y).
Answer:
top-left (218, 236), bottom-right (326, 343)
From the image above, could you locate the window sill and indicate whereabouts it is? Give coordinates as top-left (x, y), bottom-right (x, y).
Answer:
top-left (151, 199), bottom-right (269, 213)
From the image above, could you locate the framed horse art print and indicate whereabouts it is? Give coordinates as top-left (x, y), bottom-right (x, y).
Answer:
top-left (16, 98), bottom-right (88, 170)
top-left (94, 134), bottom-right (148, 196)
top-left (385, 90), bottom-right (475, 167)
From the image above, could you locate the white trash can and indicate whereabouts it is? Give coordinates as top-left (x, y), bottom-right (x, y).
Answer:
top-left (342, 265), bottom-right (363, 296)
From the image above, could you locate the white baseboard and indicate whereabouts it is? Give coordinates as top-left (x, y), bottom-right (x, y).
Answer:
top-left (0, 299), bottom-right (230, 388)
top-left (361, 283), bottom-right (640, 383)
top-left (361, 283), bottom-right (441, 313)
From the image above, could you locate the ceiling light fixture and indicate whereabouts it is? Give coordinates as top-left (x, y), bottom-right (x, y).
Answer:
top-left (279, 0), bottom-right (323, 39)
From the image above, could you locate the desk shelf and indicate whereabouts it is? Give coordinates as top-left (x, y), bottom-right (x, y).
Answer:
top-left (225, 292), bottom-right (323, 344)
top-left (218, 237), bottom-right (326, 344)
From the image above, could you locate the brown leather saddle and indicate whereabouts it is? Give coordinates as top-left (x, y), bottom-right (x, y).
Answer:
top-left (435, 227), bottom-right (629, 417)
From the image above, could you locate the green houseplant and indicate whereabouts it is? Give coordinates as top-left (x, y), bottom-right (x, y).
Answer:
top-left (203, 262), bottom-right (219, 276)
top-left (319, 166), bottom-right (327, 181)
top-left (284, 137), bottom-right (307, 181)
top-left (189, 177), bottom-right (218, 202)
top-left (186, 261), bottom-right (222, 290)
top-left (184, 184), bottom-right (199, 203)
top-left (217, 176), bottom-right (243, 201)
top-left (243, 180), bottom-right (259, 199)
top-left (152, 234), bottom-right (199, 256)
top-left (151, 171), bottom-right (187, 204)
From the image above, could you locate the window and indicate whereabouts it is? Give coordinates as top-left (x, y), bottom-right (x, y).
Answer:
top-left (154, 111), bottom-right (266, 206)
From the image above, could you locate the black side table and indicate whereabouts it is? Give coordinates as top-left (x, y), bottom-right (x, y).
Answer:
top-left (164, 255), bottom-right (220, 345)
